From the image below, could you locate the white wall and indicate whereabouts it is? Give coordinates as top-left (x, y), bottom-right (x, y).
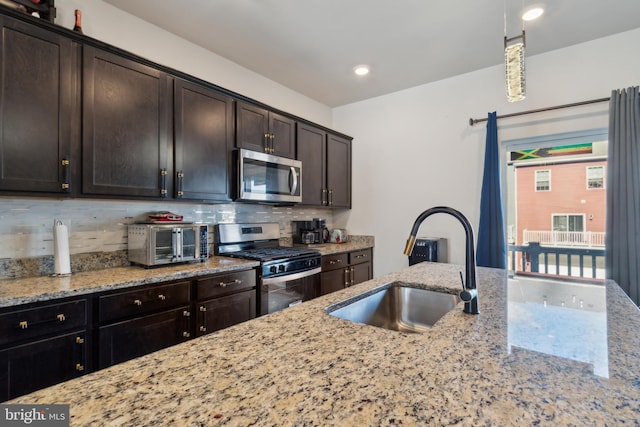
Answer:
top-left (55, 0), bottom-right (333, 128)
top-left (333, 28), bottom-right (640, 277)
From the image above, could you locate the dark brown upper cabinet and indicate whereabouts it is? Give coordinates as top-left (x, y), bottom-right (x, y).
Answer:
top-left (0, 15), bottom-right (76, 195)
top-left (297, 123), bottom-right (351, 208)
top-left (236, 101), bottom-right (296, 158)
top-left (82, 45), bottom-right (172, 198)
top-left (174, 79), bottom-right (234, 202)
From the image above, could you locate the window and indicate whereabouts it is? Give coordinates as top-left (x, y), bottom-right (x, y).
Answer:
top-left (587, 165), bottom-right (605, 189)
top-left (535, 169), bottom-right (550, 191)
top-left (552, 214), bottom-right (585, 232)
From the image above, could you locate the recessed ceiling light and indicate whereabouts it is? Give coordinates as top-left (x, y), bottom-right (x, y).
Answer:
top-left (353, 65), bottom-right (370, 76)
top-left (522, 7), bottom-right (544, 21)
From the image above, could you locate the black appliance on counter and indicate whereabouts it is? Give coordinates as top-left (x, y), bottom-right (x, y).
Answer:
top-left (214, 223), bottom-right (321, 315)
top-left (291, 218), bottom-right (329, 245)
top-left (408, 237), bottom-right (448, 266)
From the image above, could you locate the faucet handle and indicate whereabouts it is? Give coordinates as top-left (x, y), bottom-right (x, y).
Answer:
top-left (459, 271), bottom-right (477, 302)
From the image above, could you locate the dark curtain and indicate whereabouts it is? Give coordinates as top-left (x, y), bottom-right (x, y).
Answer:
top-left (477, 112), bottom-right (507, 269)
top-left (606, 87), bottom-right (640, 305)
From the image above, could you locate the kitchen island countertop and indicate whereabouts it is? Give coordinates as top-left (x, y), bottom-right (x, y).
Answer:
top-left (8, 262), bottom-right (640, 425)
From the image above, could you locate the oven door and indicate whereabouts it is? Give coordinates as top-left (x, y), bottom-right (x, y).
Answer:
top-left (260, 267), bottom-right (320, 315)
top-left (238, 149), bottom-right (302, 203)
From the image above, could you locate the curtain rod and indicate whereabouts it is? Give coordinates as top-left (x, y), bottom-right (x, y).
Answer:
top-left (469, 97), bottom-right (611, 126)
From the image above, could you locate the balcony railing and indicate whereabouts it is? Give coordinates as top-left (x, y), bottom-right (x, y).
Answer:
top-left (522, 230), bottom-right (605, 247)
top-left (508, 242), bottom-right (606, 279)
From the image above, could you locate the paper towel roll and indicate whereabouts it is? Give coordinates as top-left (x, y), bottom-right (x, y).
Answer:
top-left (53, 220), bottom-right (71, 275)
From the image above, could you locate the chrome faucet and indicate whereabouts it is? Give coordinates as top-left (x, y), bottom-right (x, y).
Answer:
top-left (403, 206), bottom-right (479, 314)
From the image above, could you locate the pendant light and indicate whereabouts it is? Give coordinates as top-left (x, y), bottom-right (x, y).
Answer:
top-left (504, 1), bottom-right (526, 102)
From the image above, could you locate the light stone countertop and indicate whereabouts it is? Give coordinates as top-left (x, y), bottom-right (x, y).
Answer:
top-left (0, 241), bottom-right (373, 308)
top-left (7, 261), bottom-right (640, 426)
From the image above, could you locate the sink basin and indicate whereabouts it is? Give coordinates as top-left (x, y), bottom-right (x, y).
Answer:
top-left (325, 282), bottom-right (460, 333)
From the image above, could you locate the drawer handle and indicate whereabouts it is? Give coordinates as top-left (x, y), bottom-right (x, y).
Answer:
top-left (199, 326), bottom-right (207, 332)
top-left (219, 279), bottom-right (241, 288)
top-left (57, 314), bottom-right (66, 321)
top-left (200, 306), bottom-right (207, 312)
top-left (18, 314), bottom-right (66, 330)
top-left (355, 254), bottom-right (366, 259)
top-left (329, 259), bottom-right (342, 265)
top-left (75, 364), bottom-right (84, 372)
top-left (76, 337), bottom-right (85, 344)
top-left (183, 331), bottom-right (191, 338)
top-left (19, 321), bottom-right (28, 329)
top-left (133, 299), bottom-right (143, 306)
top-left (183, 310), bottom-right (191, 317)
top-left (158, 294), bottom-right (166, 301)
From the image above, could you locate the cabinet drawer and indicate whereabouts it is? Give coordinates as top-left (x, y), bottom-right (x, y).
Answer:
top-left (349, 248), bottom-right (372, 265)
top-left (196, 269), bottom-right (256, 300)
top-left (321, 253), bottom-right (349, 271)
top-left (98, 280), bottom-right (191, 323)
top-left (0, 299), bottom-right (87, 346)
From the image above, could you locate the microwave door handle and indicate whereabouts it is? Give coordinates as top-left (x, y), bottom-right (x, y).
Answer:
top-left (289, 166), bottom-right (298, 196)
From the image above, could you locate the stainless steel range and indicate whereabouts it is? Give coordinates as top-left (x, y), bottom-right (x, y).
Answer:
top-left (214, 223), bottom-right (321, 315)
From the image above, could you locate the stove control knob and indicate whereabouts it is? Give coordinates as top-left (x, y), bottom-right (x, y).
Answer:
top-left (270, 266), bottom-right (278, 274)
top-left (278, 264), bottom-right (286, 272)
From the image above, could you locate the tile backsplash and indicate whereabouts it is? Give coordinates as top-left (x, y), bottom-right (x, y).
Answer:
top-left (0, 198), bottom-right (336, 279)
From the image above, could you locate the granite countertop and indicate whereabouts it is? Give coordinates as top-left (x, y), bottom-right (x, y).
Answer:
top-left (0, 257), bottom-right (259, 308)
top-left (8, 262), bottom-right (640, 425)
top-left (0, 241), bottom-right (373, 308)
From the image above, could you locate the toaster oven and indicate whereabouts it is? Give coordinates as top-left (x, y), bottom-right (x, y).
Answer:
top-left (128, 223), bottom-right (209, 267)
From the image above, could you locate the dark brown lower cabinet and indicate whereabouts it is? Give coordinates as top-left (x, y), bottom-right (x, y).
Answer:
top-left (320, 249), bottom-right (373, 296)
top-left (0, 331), bottom-right (86, 402)
top-left (196, 291), bottom-right (256, 336)
top-left (195, 269), bottom-right (257, 336)
top-left (98, 307), bottom-right (191, 369)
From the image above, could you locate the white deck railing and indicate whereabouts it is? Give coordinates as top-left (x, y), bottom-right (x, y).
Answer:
top-left (523, 230), bottom-right (606, 247)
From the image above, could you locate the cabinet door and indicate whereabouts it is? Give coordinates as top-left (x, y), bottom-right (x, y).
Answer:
top-left (320, 268), bottom-right (348, 296)
top-left (269, 112), bottom-right (295, 158)
top-left (174, 80), bottom-right (233, 201)
top-left (82, 46), bottom-right (171, 198)
top-left (0, 331), bottom-right (86, 402)
top-left (0, 15), bottom-right (74, 194)
top-left (297, 123), bottom-right (326, 206)
top-left (352, 262), bottom-right (372, 286)
top-left (326, 134), bottom-right (351, 208)
top-left (98, 307), bottom-right (191, 369)
top-left (236, 101), bottom-right (269, 153)
top-left (196, 290), bottom-right (256, 336)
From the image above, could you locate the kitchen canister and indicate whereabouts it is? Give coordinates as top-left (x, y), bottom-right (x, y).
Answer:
top-left (53, 219), bottom-right (71, 276)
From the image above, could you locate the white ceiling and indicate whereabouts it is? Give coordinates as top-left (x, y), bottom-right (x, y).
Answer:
top-left (103, 0), bottom-right (640, 107)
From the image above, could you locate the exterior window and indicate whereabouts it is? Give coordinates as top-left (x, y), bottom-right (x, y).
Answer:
top-left (587, 165), bottom-right (605, 189)
top-left (535, 169), bottom-right (550, 191)
top-left (552, 214), bottom-right (584, 232)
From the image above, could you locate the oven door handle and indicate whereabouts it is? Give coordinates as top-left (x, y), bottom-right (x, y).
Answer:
top-left (289, 166), bottom-right (298, 196)
top-left (262, 267), bottom-right (321, 285)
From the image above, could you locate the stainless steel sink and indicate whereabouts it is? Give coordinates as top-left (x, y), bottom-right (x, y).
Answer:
top-left (325, 282), bottom-right (460, 333)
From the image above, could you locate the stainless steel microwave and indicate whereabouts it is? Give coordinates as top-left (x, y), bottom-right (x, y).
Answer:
top-left (237, 149), bottom-right (302, 203)
top-left (128, 223), bottom-right (209, 267)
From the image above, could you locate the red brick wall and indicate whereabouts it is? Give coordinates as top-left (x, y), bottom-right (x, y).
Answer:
top-left (515, 160), bottom-right (606, 245)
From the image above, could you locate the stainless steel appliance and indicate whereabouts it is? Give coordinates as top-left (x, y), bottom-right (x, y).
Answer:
top-left (215, 223), bottom-right (320, 315)
top-left (237, 149), bottom-right (302, 204)
top-left (291, 218), bottom-right (329, 245)
top-left (128, 223), bottom-right (209, 267)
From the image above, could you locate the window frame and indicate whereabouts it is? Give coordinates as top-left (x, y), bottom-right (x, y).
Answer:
top-left (535, 169), bottom-right (551, 192)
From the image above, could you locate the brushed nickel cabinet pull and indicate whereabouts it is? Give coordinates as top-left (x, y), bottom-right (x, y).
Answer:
top-left (19, 321), bottom-right (28, 329)
top-left (57, 314), bottom-right (65, 321)
top-left (183, 331), bottom-right (190, 338)
top-left (219, 279), bottom-right (241, 288)
top-left (133, 299), bottom-right (142, 306)
top-left (75, 364), bottom-right (84, 372)
top-left (199, 326), bottom-right (207, 332)
top-left (183, 310), bottom-right (190, 317)
top-left (76, 337), bottom-right (84, 344)
top-left (158, 294), bottom-right (166, 301)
